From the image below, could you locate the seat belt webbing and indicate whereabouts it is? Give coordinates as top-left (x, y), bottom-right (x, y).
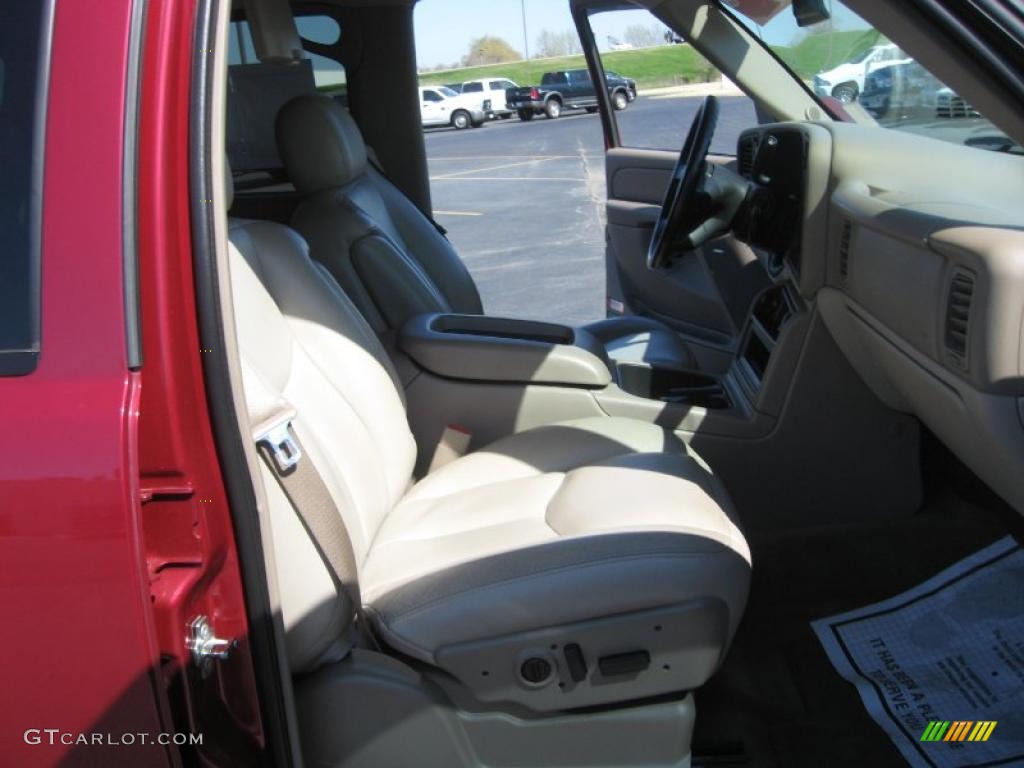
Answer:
top-left (255, 416), bottom-right (363, 622)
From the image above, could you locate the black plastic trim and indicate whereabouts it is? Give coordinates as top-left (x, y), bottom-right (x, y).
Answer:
top-left (573, 6), bottom-right (620, 149)
top-left (189, 1), bottom-right (295, 765)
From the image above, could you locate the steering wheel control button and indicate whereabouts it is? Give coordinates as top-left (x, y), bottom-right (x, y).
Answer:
top-left (519, 655), bottom-right (555, 687)
top-left (598, 650), bottom-right (651, 678)
top-left (563, 643), bottom-right (588, 682)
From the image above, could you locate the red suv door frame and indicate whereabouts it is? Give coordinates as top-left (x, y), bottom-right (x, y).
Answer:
top-left (0, 0), bottom-right (265, 765)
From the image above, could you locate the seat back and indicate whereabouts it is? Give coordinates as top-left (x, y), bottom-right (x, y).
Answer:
top-left (276, 94), bottom-right (483, 334)
top-left (228, 177), bottom-right (418, 671)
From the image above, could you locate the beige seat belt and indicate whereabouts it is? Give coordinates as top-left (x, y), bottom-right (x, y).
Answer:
top-left (254, 411), bottom-right (363, 618)
top-left (243, 363), bottom-right (367, 637)
top-left (428, 425), bottom-right (472, 473)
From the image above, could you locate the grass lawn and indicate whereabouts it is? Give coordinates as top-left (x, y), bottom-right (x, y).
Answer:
top-left (413, 31), bottom-right (885, 92)
top-left (418, 45), bottom-right (719, 90)
top-left (774, 29), bottom-right (885, 78)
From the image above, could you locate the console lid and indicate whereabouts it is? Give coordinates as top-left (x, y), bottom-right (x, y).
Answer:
top-left (399, 314), bottom-right (612, 388)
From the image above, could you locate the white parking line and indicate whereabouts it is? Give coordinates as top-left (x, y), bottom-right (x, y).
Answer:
top-left (429, 154), bottom-right (592, 160)
top-left (434, 210), bottom-right (483, 216)
top-left (429, 176), bottom-right (584, 182)
top-left (432, 157), bottom-right (552, 179)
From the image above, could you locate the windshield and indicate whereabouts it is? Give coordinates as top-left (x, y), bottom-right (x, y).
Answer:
top-left (722, 0), bottom-right (1020, 154)
top-left (847, 46), bottom-right (873, 65)
top-left (437, 85), bottom-right (459, 98)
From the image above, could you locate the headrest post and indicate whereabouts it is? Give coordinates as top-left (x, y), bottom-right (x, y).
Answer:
top-left (243, 0), bottom-right (305, 64)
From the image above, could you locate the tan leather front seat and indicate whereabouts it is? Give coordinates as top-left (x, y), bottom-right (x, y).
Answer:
top-left (226, 175), bottom-right (750, 713)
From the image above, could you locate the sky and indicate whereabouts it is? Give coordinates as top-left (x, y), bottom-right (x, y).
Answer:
top-left (231, 0), bottom-right (872, 75)
top-left (413, 0), bottom-right (660, 69)
top-left (411, 0), bottom-right (870, 69)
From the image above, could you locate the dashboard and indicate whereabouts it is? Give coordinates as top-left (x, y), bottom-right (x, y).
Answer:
top-left (735, 120), bottom-right (1024, 512)
top-left (734, 127), bottom-right (808, 278)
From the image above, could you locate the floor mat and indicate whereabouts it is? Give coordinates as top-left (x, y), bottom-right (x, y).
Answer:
top-left (813, 536), bottom-right (1024, 768)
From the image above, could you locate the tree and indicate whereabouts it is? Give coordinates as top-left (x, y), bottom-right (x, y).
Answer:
top-left (461, 35), bottom-right (522, 66)
top-left (622, 24), bottom-right (662, 48)
top-left (534, 29), bottom-right (581, 58)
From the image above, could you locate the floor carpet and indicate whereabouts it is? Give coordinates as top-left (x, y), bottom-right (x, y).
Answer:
top-left (693, 453), bottom-right (1023, 767)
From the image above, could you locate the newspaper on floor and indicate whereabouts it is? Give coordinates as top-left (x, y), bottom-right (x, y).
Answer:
top-left (813, 535), bottom-right (1024, 768)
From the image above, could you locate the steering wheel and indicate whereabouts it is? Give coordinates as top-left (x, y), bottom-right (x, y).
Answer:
top-left (647, 95), bottom-right (724, 270)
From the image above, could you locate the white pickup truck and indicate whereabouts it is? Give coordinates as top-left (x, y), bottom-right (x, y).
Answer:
top-left (813, 43), bottom-right (910, 103)
top-left (418, 86), bottom-right (489, 129)
top-left (458, 78), bottom-right (519, 119)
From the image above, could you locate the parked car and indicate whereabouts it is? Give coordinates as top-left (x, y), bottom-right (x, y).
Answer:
top-left (860, 61), bottom-right (981, 123)
top-left (418, 85), bottom-right (488, 129)
top-left (859, 60), bottom-right (940, 120)
top-left (459, 78), bottom-right (520, 119)
top-left (934, 87), bottom-right (982, 119)
top-left (607, 36), bottom-right (633, 50)
top-left (506, 69), bottom-right (635, 120)
top-left (813, 42), bottom-right (910, 103)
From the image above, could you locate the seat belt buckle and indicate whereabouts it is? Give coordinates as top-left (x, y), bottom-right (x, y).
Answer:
top-left (256, 414), bottom-right (302, 474)
top-left (428, 424), bottom-right (471, 473)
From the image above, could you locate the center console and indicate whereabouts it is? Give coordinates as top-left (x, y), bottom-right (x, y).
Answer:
top-left (398, 282), bottom-right (812, 491)
top-left (399, 313), bottom-right (612, 388)
top-left (736, 285), bottom-right (799, 398)
top-left (615, 364), bottom-right (732, 411)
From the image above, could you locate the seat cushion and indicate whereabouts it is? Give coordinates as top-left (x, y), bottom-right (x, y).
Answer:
top-left (584, 315), bottom-right (697, 370)
top-left (361, 417), bottom-right (750, 664)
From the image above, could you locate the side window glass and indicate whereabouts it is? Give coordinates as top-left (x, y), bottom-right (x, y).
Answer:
top-left (489, 80), bottom-right (504, 90)
top-left (0, 2), bottom-right (50, 374)
top-left (296, 15), bottom-right (346, 94)
top-left (230, 17), bottom-right (346, 95)
top-left (463, 82), bottom-right (483, 93)
top-left (588, 8), bottom-right (758, 154)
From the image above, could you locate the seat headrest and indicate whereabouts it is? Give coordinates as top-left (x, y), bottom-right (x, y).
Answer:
top-left (276, 94), bottom-right (368, 194)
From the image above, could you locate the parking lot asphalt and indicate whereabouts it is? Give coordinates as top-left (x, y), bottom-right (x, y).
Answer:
top-left (423, 93), bottom-right (757, 326)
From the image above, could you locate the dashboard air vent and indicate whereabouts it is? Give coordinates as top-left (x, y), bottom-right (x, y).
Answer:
top-left (944, 270), bottom-right (975, 369)
top-left (738, 135), bottom-right (760, 178)
top-left (838, 220), bottom-right (852, 281)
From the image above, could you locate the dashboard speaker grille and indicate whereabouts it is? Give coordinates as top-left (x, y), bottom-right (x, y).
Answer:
top-left (838, 220), bottom-right (852, 281)
top-left (944, 270), bottom-right (975, 369)
top-left (738, 135), bottom-right (760, 178)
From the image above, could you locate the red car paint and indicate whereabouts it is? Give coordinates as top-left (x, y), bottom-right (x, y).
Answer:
top-left (0, 1), bottom-right (263, 765)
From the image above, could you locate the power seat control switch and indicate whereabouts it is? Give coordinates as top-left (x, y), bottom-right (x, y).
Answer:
top-left (563, 643), bottom-right (588, 682)
top-left (598, 650), bottom-right (650, 678)
top-left (187, 615), bottom-right (237, 678)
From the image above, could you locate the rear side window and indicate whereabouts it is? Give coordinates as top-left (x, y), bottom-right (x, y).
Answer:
top-left (463, 82), bottom-right (483, 92)
top-left (0, 2), bottom-right (52, 375)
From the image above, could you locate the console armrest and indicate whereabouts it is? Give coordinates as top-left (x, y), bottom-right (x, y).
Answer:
top-left (399, 314), bottom-right (612, 388)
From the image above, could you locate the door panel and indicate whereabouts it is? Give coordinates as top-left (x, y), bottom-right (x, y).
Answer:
top-left (605, 148), bottom-right (767, 347)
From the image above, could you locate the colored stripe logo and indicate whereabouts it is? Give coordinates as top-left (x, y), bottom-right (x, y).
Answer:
top-left (921, 721), bottom-right (997, 742)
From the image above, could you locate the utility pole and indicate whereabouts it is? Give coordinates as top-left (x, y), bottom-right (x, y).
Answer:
top-left (521, 0), bottom-right (529, 60)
